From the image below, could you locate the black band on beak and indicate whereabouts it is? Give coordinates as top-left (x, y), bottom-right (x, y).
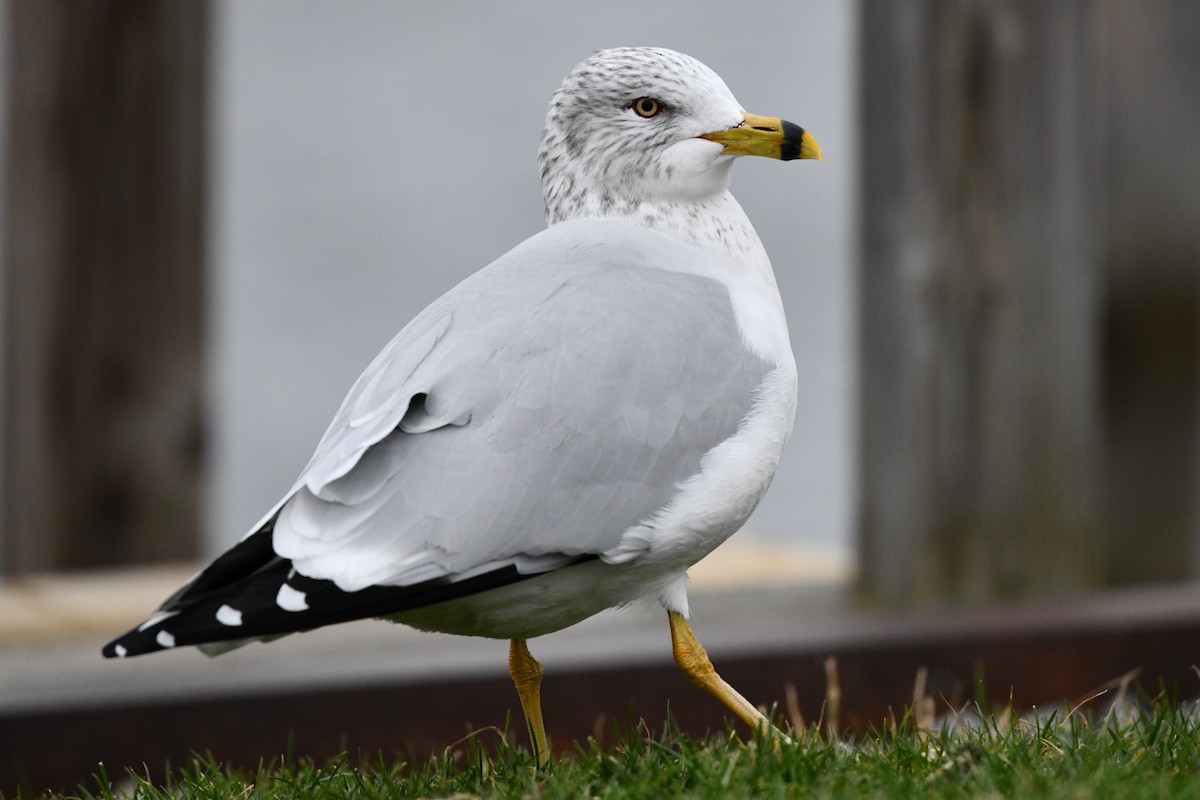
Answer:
top-left (780, 121), bottom-right (808, 162)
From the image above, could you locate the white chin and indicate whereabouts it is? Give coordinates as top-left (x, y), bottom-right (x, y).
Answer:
top-left (654, 139), bottom-right (734, 201)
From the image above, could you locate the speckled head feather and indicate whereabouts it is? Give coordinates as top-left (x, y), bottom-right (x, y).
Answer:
top-left (538, 47), bottom-right (747, 225)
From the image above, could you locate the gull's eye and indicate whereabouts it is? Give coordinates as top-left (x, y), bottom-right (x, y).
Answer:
top-left (631, 97), bottom-right (665, 119)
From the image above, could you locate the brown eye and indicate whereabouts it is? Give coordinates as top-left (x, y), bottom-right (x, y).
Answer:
top-left (631, 97), bottom-right (664, 118)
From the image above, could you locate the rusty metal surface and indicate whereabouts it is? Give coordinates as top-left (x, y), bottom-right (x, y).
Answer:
top-left (4, 587), bottom-right (1200, 795)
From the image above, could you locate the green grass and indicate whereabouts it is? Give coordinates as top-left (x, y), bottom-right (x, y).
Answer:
top-left (25, 704), bottom-right (1200, 800)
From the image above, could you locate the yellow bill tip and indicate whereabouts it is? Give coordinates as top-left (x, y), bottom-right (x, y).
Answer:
top-left (799, 129), bottom-right (823, 162)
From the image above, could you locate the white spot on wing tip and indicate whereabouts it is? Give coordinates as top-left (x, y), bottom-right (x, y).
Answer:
top-left (155, 630), bottom-right (176, 649)
top-left (276, 583), bottom-right (309, 612)
top-left (114, 644), bottom-right (127, 658)
top-left (216, 604), bottom-right (243, 626)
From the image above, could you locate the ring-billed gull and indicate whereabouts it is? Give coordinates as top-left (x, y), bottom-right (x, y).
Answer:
top-left (104, 46), bottom-right (822, 761)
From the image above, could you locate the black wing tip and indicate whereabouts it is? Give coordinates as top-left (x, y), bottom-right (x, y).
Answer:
top-left (101, 554), bottom-right (603, 661)
top-left (101, 522), bottom-right (285, 661)
top-left (101, 638), bottom-right (149, 659)
top-left (102, 624), bottom-right (178, 658)
top-left (102, 640), bottom-right (130, 659)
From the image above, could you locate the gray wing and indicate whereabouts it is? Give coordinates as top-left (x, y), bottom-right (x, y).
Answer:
top-left (272, 221), bottom-right (772, 591)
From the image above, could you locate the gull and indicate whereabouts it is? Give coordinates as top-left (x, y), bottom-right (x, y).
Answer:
top-left (104, 46), bottom-right (822, 762)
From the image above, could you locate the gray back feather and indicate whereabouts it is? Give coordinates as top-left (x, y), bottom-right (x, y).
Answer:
top-left (272, 220), bottom-right (771, 590)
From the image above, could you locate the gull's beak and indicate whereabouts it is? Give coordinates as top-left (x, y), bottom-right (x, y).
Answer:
top-left (700, 112), bottom-right (823, 162)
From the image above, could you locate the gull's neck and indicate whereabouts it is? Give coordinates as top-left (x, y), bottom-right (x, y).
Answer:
top-left (546, 188), bottom-right (778, 288)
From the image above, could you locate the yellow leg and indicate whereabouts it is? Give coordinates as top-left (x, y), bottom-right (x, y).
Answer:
top-left (668, 611), bottom-right (791, 743)
top-left (508, 638), bottom-right (550, 765)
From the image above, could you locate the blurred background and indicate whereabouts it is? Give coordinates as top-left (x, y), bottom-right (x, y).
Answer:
top-left (2, 0), bottom-right (1200, 791)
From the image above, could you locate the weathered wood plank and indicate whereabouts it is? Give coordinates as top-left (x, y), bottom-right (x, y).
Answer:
top-left (2, 1), bottom-right (208, 573)
top-left (857, 1), bottom-right (1105, 604)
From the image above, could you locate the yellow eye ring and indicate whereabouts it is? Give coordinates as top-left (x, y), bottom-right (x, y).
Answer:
top-left (631, 97), bottom-right (664, 118)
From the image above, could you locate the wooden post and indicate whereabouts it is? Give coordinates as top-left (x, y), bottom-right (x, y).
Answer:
top-left (1097, 3), bottom-right (1200, 585)
top-left (1, 1), bottom-right (208, 573)
top-left (856, 1), bottom-right (1105, 605)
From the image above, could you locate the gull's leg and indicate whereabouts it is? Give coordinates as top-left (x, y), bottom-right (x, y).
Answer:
top-left (668, 611), bottom-right (791, 743)
top-left (508, 638), bottom-right (549, 765)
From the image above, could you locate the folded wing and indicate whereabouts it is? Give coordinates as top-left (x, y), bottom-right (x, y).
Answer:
top-left (103, 222), bottom-right (771, 657)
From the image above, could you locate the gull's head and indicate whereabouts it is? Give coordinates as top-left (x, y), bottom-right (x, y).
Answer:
top-left (538, 47), bottom-right (821, 225)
